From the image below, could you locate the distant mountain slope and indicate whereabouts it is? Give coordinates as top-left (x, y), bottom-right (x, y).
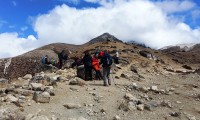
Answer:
top-left (0, 43), bottom-right (81, 80)
top-left (85, 33), bottom-right (122, 45)
top-left (161, 44), bottom-right (200, 68)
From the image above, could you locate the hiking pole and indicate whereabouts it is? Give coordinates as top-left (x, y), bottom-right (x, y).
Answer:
top-left (110, 67), bottom-right (116, 86)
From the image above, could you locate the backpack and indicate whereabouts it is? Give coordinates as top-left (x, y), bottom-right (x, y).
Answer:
top-left (104, 55), bottom-right (112, 67)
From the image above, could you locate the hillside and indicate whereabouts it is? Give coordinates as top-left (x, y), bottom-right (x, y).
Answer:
top-left (161, 44), bottom-right (200, 69)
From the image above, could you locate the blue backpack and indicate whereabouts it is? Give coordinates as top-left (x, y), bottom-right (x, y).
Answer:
top-left (104, 54), bottom-right (112, 67)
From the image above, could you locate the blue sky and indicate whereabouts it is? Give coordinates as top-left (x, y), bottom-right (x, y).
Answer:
top-left (0, 0), bottom-right (200, 58)
top-left (0, 0), bottom-right (100, 37)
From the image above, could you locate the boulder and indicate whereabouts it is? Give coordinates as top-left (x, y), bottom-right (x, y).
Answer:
top-left (76, 65), bottom-right (96, 80)
top-left (18, 89), bottom-right (34, 96)
top-left (124, 93), bottom-right (138, 102)
top-left (139, 50), bottom-right (157, 60)
top-left (118, 101), bottom-right (129, 111)
top-left (6, 94), bottom-right (18, 102)
top-left (130, 65), bottom-right (138, 73)
top-left (69, 77), bottom-right (87, 86)
top-left (63, 103), bottom-right (82, 109)
top-left (77, 65), bottom-right (85, 80)
top-left (144, 101), bottom-right (158, 111)
top-left (44, 86), bottom-right (55, 96)
top-left (119, 100), bottom-right (136, 111)
top-left (0, 78), bottom-right (8, 88)
top-left (30, 75), bottom-right (45, 83)
top-left (161, 100), bottom-right (172, 108)
top-left (29, 83), bottom-right (44, 91)
top-left (23, 74), bottom-right (32, 80)
top-left (113, 115), bottom-right (120, 120)
top-left (33, 91), bottom-right (50, 103)
top-left (139, 86), bottom-right (149, 93)
top-left (150, 86), bottom-right (158, 91)
top-left (137, 104), bottom-right (144, 111)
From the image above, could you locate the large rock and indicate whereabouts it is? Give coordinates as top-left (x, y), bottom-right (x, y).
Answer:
top-left (119, 100), bottom-right (136, 111)
top-left (69, 77), bottom-right (87, 86)
top-left (63, 103), bottom-right (82, 109)
top-left (130, 65), bottom-right (138, 73)
top-left (76, 65), bottom-right (96, 80)
top-left (113, 115), bottom-right (120, 120)
top-left (0, 78), bottom-right (8, 88)
top-left (6, 94), bottom-right (18, 102)
top-left (124, 93), bottom-right (138, 102)
top-left (33, 91), bottom-right (50, 103)
top-left (23, 74), bottom-right (32, 80)
top-left (139, 50), bottom-right (157, 60)
top-left (29, 83), bottom-right (44, 91)
top-left (137, 104), bottom-right (144, 111)
top-left (77, 65), bottom-right (85, 80)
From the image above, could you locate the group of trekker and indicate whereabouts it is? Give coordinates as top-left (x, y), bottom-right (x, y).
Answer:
top-left (82, 49), bottom-right (119, 86)
top-left (42, 49), bottom-right (119, 86)
top-left (42, 50), bottom-right (68, 69)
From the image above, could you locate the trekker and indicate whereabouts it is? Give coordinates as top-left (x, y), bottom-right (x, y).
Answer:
top-left (72, 57), bottom-right (82, 68)
top-left (100, 50), bottom-right (113, 86)
top-left (82, 51), bottom-right (93, 81)
top-left (98, 50), bottom-right (104, 59)
top-left (58, 50), bottom-right (68, 69)
top-left (42, 55), bottom-right (50, 65)
top-left (115, 50), bottom-right (119, 64)
top-left (92, 54), bottom-right (103, 80)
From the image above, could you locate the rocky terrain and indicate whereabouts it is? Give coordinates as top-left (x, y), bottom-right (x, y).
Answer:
top-left (0, 33), bottom-right (200, 120)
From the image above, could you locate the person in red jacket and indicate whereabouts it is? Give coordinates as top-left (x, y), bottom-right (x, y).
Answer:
top-left (92, 54), bottom-right (103, 80)
top-left (98, 50), bottom-right (104, 59)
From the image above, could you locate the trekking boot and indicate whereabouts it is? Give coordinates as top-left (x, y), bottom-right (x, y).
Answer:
top-left (108, 79), bottom-right (111, 85)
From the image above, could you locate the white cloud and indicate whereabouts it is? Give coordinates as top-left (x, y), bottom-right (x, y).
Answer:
top-left (1, 0), bottom-right (200, 58)
top-left (155, 0), bottom-right (196, 13)
top-left (34, 0), bottom-right (200, 49)
top-left (0, 33), bottom-right (37, 58)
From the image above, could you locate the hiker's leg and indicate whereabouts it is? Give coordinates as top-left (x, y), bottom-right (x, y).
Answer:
top-left (88, 67), bottom-right (93, 80)
top-left (99, 70), bottom-right (103, 80)
top-left (95, 70), bottom-right (98, 80)
top-left (116, 57), bottom-right (119, 64)
top-left (59, 59), bottom-right (62, 69)
top-left (107, 67), bottom-right (111, 85)
top-left (97, 70), bottom-right (102, 80)
top-left (84, 67), bottom-right (89, 80)
top-left (103, 67), bottom-right (108, 86)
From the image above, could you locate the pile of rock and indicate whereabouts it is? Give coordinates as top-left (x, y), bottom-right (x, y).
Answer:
top-left (123, 82), bottom-right (175, 95)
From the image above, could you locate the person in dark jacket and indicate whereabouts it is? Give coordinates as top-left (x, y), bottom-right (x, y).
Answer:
top-left (100, 50), bottom-right (113, 86)
top-left (58, 50), bottom-right (68, 69)
top-left (82, 51), bottom-right (93, 81)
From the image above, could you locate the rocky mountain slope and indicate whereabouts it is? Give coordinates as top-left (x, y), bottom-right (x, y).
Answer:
top-left (160, 44), bottom-right (200, 69)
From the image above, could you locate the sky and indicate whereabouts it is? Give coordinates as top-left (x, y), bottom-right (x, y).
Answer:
top-left (0, 0), bottom-right (200, 58)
